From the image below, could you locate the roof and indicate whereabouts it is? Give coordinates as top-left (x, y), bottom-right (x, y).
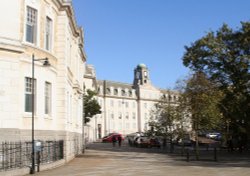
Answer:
top-left (137, 63), bottom-right (147, 68)
top-left (97, 80), bottom-right (133, 90)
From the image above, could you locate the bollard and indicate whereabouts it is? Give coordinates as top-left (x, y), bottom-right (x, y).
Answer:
top-left (214, 147), bottom-right (217, 161)
top-left (37, 151), bottom-right (41, 172)
top-left (186, 149), bottom-right (190, 162)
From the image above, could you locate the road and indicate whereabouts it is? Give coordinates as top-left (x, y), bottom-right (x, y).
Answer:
top-left (33, 141), bottom-right (250, 176)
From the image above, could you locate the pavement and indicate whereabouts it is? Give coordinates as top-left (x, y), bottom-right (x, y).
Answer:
top-left (32, 141), bottom-right (250, 176)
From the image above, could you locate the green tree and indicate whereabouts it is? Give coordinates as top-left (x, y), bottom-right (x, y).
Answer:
top-left (183, 22), bottom-right (250, 136)
top-left (185, 72), bottom-right (224, 130)
top-left (148, 90), bottom-right (190, 152)
top-left (84, 89), bottom-right (101, 123)
top-left (184, 72), bottom-right (224, 160)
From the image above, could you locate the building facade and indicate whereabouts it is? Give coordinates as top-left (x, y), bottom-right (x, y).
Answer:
top-left (0, 0), bottom-right (86, 167)
top-left (84, 64), bottom-right (185, 142)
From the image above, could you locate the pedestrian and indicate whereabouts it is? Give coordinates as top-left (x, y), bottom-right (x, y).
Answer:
top-left (112, 135), bottom-right (117, 147)
top-left (118, 135), bottom-right (122, 147)
top-left (227, 136), bottom-right (233, 152)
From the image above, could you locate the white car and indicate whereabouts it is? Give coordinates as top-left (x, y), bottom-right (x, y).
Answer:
top-left (206, 132), bottom-right (221, 139)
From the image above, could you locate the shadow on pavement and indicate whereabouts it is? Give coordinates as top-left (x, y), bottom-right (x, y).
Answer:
top-left (82, 142), bottom-right (250, 168)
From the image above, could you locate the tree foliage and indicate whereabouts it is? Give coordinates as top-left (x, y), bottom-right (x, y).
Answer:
top-left (148, 90), bottom-right (190, 139)
top-left (183, 22), bottom-right (250, 135)
top-left (185, 72), bottom-right (224, 131)
top-left (83, 89), bottom-right (101, 124)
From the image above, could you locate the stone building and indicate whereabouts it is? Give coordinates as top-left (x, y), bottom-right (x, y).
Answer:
top-left (0, 0), bottom-right (86, 168)
top-left (84, 64), bottom-right (186, 142)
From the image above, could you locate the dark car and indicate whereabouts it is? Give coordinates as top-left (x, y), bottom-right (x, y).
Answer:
top-left (149, 138), bottom-right (161, 148)
top-left (102, 133), bottom-right (124, 143)
top-left (134, 136), bottom-right (150, 148)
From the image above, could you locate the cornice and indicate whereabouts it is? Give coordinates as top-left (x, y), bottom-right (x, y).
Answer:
top-left (53, 0), bottom-right (86, 63)
top-left (0, 43), bottom-right (25, 54)
top-left (54, 0), bottom-right (79, 36)
top-left (0, 37), bottom-right (25, 53)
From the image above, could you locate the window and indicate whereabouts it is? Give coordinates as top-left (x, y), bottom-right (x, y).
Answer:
top-left (173, 95), bottom-right (177, 101)
top-left (119, 112), bottom-right (122, 119)
top-left (132, 112), bottom-right (136, 119)
top-left (110, 112), bottom-right (114, 119)
top-left (25, 77), bottom-right (36, 112)
top-left (126, 123), bottom-right (130, 129)
top-left (26, 6), bottom-right (37, 44)
top-left (114, 89), bottom-right (118, 96)
top-left (169, 95), bottom-right (172, 102)
top-left (144, 123), bottom-right (148, 131)
top-left (163, 94), bottom-right (167, 99)
top-left (133, 102), bottom-right (136, 108)
top-left (133, 123), bottom-right (136, 129)
top-left (45, 82), bottom-right (52, 115)
top-left (121, 90), bottom-right (126, 96)
top-left (125, 102), bottom-right (129, 108)
top-left (126, 112), bottom-right (129, 119)
top-left (119, 123), bottom-right (122, 129)
top-left (45, 17), bottom-right (52, 51)
top-left (128, 90), bottom-right (132, 97)
top-left (136, 71), bottom-right (140, 79)
top-left (106, 88), bottom-right (111, 95)
top-left (110, 99), bottom-right (114, 107)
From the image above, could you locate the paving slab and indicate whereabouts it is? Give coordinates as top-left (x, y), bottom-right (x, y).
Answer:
top-left (32, 142), bottom-right (250, 176)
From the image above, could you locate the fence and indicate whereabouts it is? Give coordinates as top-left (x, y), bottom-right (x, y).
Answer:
top-left (0, 140), bottom-right (64, 172)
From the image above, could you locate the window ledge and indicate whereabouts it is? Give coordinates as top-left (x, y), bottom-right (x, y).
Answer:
top-left (44, 115), bottom-right (52, 120)
top-left (23, 112), bottom-right (36, 118)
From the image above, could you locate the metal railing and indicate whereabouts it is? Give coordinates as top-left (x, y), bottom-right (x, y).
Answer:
top-left (0, 140), bottom-right (64, 172)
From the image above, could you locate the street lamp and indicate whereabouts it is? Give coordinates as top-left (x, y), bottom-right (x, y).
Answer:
top-left (30, 54), bottom-right (50, 174)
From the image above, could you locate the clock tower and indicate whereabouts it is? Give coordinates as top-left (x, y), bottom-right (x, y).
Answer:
top-left (133, 63), bottom-right (151, 86)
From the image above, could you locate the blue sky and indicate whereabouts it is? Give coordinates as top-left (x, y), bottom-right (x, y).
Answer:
top-left (73, 0), bottom-right (250, 89)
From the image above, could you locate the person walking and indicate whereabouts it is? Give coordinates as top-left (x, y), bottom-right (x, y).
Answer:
top-left (118, 135), bottom-right (122, 147)
top-left (112, 135), bottom-right (117, 147)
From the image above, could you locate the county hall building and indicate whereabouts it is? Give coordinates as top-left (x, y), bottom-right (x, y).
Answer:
top-left (84, 63), bottom-right (184, 142)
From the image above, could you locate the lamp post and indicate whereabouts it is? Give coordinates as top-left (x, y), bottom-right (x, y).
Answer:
top-left (82, 85), bottom-right (85, 153)
top-left (30, 54), bottom-right (50, 174)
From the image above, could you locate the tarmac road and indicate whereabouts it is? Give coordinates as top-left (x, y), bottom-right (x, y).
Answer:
top-left (33, 142), bottom-right (250, 176)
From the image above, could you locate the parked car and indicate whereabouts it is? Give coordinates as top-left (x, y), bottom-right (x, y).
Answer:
top-left (176, 134), bottom-right (193, 146)
top-left (134, 136), bottom-right (150, 148)
top-left (206, 132), bottom-right (221, 140)
top-left (102, 133), bottom-right (124, 142)
top-left (149, 138), bottom-right (161, 148)
top-left (126, 132), bottom-right (144, 146)
top-left (177, 138), bottom-right (192, 146)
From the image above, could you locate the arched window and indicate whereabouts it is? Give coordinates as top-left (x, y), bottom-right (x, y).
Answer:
top-left (173, 95), bottom-right (176, 101)
top-left (168, 95), bottom-right (172, 102)
top-left (163, 94), bottom-right (166, 99)
top-left (129, 90), bottom-right (132, 97)
top-left (114, 89), bottom-right (118, 96)
top-left (121, 90), bottom-right (126, 96)
top-left (106, 88), bottom-right (111, 95)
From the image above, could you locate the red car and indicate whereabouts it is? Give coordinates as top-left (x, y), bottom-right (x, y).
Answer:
top-left (102, 133), bottom-right (124, 142)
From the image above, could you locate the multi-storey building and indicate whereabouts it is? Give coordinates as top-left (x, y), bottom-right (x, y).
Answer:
top-left (84, 64), bottom-right (186, 142)
top-left (0, 0), bottom-right (86, 171)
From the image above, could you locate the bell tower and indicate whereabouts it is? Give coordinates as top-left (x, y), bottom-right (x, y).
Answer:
top-left (133, 63), bottom-right (150, 86)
